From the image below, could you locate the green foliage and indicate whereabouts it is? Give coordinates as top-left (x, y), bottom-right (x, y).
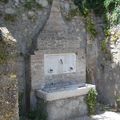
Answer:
top-left (104, 0), bottom-right (120, 26)
top-left (73, 0), bottom-right (98, 39)
top-left (4, 14), bottom-right (16, 22)
top-left (86, 16), bottom-right (97, 39)
top-left (101, 39), bottom-right (112, 61)
top-left (86, 88), bottom-right (97, 115)
top-left (24, 0), bottom-right (43, 10)
top-left (74, 0), bottom-right (120, 26)
top-left (74, 0), bottom-right (105, 16)
top-left (101, 40), bottom-right (108, 53)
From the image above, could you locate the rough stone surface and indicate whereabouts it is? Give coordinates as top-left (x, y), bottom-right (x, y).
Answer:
top-left (86, 14), bottom-right (120, 106)
top-left (31, 2), bottom-right (87, 120)
top-left (99, 26), bottom-right (120, 105)
top-left (31, 0), bottom-right (86, 90)
top-left (37, 95), bottom-right (87, 120)
top-left (0, 28), bottom-right (19, 120)
top-left (0, 0), bottom-right (120, 117)
top-left (0, 0), bottom-right (51, 93)
top-left (36, 0), bottom-right (48, 7)
top-left (5, 8), bottom-right (16, 15)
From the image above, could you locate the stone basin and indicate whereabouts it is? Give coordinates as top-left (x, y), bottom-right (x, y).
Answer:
top-left (36, 84), bottom-right (95, 101)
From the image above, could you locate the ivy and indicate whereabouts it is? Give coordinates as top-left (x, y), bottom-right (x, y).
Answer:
top-left (86, 16), bottom-right (97, 39)
top-left (74, 0), bottom-right (105, 16)
top-left (104, 0), bottom-right (120, 26)
top-left (74, 0), bottom-right (120, 26)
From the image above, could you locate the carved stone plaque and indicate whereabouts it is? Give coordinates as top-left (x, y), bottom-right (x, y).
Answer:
top-left (44, 53), bottom-right (76, 75)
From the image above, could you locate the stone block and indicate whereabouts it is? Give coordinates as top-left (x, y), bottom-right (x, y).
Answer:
top-left (37, 96), bottom-right (87, 120)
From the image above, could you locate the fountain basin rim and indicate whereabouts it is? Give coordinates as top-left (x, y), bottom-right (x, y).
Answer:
top-left (36, 84), bottom-right (95, 101)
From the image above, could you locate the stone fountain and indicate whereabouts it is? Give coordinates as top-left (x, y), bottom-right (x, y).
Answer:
top-left (31, 0), bottom-right (95, 120)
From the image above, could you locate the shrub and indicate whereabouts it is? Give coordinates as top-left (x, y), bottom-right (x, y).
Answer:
top-left (86, 88), bottom-right (97, 115)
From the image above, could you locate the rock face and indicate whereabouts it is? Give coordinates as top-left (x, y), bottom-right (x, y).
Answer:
top-left (86, 15), bottom-right (120, 105)
top-left (0, 28), bottom-right (19, 120)
top-left (36, 0), bottom-right (48, 7)
top-left (5, 8), bottom-right (16, 15)
top-left (100, 25), bottom-right (120, 105)
top-left (0, 2), bottom-right (51, 113)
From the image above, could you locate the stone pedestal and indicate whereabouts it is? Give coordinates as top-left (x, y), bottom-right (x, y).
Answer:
top-left (36, 84), bottom-right (95, 120)
top-left (37, 96), bottom-right (87, 120)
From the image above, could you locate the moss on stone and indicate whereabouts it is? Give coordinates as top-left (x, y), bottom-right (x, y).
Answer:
top-left (101, 40), bottom-right (108, 53)
top-left (101, 40), bottom-right (112, 61)
top-left (86, 16), bottom-right (97, 39)
top-left (65, 6), bottom-right (97, 39)
top-left (4, 14), bottom-right (16, 22)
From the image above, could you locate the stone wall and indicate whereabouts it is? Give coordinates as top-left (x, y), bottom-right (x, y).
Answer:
top-left (0, 28), bottom-right (19, 120)
top-left (86, 14), bottom-right (120, 106)
top-left (0, 0), bottom-right (51, 92)
top-left (31, 1), bottom-right (86, 89)
top-left (97, 25), bottom-right (120, 105)
top-left (0, 0), bottom-right (51, 115)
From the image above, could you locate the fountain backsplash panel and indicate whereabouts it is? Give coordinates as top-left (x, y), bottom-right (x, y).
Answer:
top-left (44, 53), bottom-right (76, 75)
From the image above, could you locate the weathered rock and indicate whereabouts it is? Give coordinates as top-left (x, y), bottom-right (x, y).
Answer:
top-left (14, 0), bottom-right (19, 6)
top-left (28, 11), bottom-right (35, 18)
top-left (5, 8), bottom-right (16, 15)
top-left (64, 2), bottom-right (70, 13)
top-left (22, 13), bottom-right (28, 21)
top-left (0, 27), bottom-right (19, 120)
top-left (36, 0), bottom-right (48, 7)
